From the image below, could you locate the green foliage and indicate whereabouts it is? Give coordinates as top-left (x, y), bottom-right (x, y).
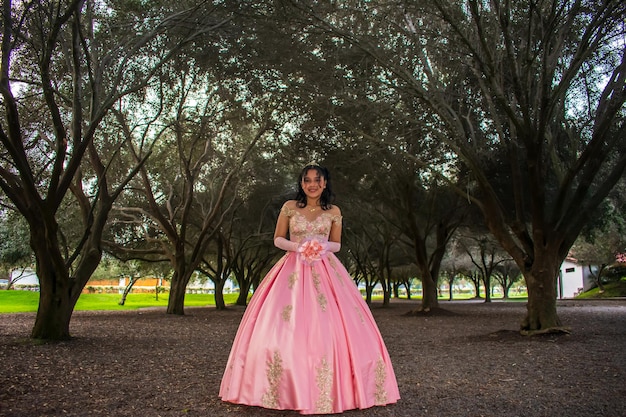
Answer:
top-left (577, 278), bottom-right (626, 299)
top-left (0, 211), bottom-right (32, 269)
top-left (0, 291), bottom-right (239, 313)
top-left (604, 265), bottom-right (626, 282)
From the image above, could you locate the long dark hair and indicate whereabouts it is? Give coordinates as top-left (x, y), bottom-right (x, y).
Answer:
top-left (295, 164), bottom-right (334, 210)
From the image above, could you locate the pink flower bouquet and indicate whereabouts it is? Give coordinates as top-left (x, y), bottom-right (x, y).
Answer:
top-left (298, 239), bottom-right (326, 264)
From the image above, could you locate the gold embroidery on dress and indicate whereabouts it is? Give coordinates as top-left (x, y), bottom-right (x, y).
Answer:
top-left (315, 356), bottom-right (333, 413)
top-left (288, 212), bottom-right (338, 243)
top-left (281, 205), bottom-right (296, 217)
top-left (281, 305), bottom-right (293, 322)
top-left (310, 268), bottom-right (328, 310)
top-left (355, 306), bottom-right (365, 323)
top-left (317, 293), bottom-right (327, 312)
top-left (288, 271), bottom-right (298, 289)
top-left (262, 351), bottom-right (283, 408)
top-left (287, 209), bottom-right (336, 312)
top-left (374, 357), bottom-right (388, 405)
top-left (311, 268), bottom-right (321, 292)
top-left (328, 257), bottom-right (343, 284)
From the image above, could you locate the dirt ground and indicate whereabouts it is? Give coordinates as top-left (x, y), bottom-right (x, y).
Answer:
top-left (1, 298), bottom-right (625, 417)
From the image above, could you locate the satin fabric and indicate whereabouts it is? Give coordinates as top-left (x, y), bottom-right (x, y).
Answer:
top-left (219, 211), bottom-right (400, 415)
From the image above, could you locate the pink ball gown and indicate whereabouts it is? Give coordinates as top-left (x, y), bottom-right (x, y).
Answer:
top-left (219, 207), bottom-right (400, 414)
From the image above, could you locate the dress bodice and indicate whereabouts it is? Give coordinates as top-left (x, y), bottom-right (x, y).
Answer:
top-left (282, 207), bottom-right (342, 244)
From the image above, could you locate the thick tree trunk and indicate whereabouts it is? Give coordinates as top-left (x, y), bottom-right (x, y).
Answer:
top-left (30, 227), bottom-right (74, 340)
top-left (420, 269), bottom-right (439, 310)
top-left (235, 279), bottom-right (252, 306)
top-left (29, 197), bottom-right (107, 340)
top-left (167, 267), bottom-right (189, 315)
top-left (167, 280), bottom-right (186, 315)
top-left (411, 241), bottom-right (439, 311)
top-left (405, 270), bottom-right (438, 316)
top-left (521, 256), bottom-right (562, 333)
top-left (32, 267), bottom-right (74, 340)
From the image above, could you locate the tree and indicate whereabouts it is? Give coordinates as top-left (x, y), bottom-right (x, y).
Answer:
top-left (297, 0), bottom-right (626, 332)
top-left (343, 226), bottom-right (381, 304)
top-left (440, 238), bottom-right (476, 300)
top-left (226, 191), bottom-right (284, 307)
top-left (390, 178), bottom-right (467, 312)
top-left (106, 80), bottom-right (276, 314)
top-left (117, 261), bottom-right (141, 306)
top-left (570, 178), bottom-right (626, 290)
top-left (0, 0), bottom-right (230, 339)
top-left (570, 228), bottom-right (626, 292)
top-left (459, 233), bottom-right (508, 302)
top-left (390, 265), bottom-right (419, 300)
top-left (493, 260), bottom-right (522, 299)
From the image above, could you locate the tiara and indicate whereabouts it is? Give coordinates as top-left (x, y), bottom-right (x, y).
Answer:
top-left (306, 161), bottom-right (319, 166)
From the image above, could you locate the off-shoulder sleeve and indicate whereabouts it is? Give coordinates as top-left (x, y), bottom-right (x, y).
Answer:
top-left (331, 215), bottom-right (342, 226)
top-left (280, 203), bottom-right (296, 218)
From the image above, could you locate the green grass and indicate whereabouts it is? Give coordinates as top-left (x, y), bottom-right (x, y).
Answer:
top-left (576, 278), bottom-right (626, 299)
top-left (0, 291), bottom-right (240, 313)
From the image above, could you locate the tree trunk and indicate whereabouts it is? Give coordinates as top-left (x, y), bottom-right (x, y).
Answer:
top-left (382, 276), bottom-right (391, 307)
top-left (167, 269), bottom-right (188, 315)
top-left (30, 227), bottom-right (74, 340)
top-left (235, 278), bottom-right (252, 306)
top-left (420, 269), bottom-right (439, 310)
top-left (32, 268), bottom-right (74, 340)
top-left (119, 276), bottom-right (138, 305)
top-left (411, 240), bottom-right (439, 311)
top-left (592, 264), bottom-right (606, 293)
top-left (483, 276), bottom-right (492, 303)
top-left (29, 191), bottom-right (108, 339)
top-left (520, 257), bottom-right (562, 333)
top-left (167, 243), bottom-right (199, 315)
top-left (472, 273), bottom-right (482, 298)
top-left (365, 283), bottom-right (373, 304)
top-left (214, 279), bottom-right (226, 310)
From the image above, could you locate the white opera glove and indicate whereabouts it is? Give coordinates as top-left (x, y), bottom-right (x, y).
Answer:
top-left (274, 237), bottom-right (299, 252)
top-left (322, 241), bottom-right (341, 253)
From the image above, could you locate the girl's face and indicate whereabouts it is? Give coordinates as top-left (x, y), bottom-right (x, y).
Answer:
top-left (301, 168), bottom-right (326, 200)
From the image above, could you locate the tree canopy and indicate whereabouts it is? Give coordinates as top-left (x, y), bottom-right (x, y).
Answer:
top-left (1, 0), bottom-right (624, 339)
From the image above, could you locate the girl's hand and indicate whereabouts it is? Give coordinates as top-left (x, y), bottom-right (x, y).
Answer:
top-left (298, 239), bottom-right (326, 264)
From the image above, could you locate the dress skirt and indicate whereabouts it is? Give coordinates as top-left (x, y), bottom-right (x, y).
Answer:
top-left (219, 252), bottom-right (400, 415)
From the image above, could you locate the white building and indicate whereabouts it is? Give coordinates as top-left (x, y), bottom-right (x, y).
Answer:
top-left (8, 268), bottom-right (40, 287)
top-left (557, 258), bottom-right (597, 298)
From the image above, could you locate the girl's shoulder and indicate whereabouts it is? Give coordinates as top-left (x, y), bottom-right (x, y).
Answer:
top-left (280, 200), bottom-right (298, 217)
top-left (326, 205), bottom-right (342, 224)
top-left (326, 204), bottom-right (341, 216)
